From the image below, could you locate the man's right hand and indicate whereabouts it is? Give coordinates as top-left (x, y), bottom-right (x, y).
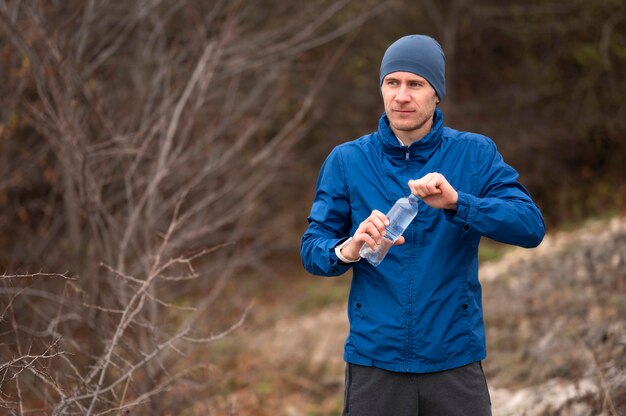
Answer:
top-left (340, 210), bottom-right (405, 261)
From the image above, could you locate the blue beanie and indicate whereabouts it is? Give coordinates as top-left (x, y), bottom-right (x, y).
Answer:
top-left (379, 35), bottom-right (446, 101)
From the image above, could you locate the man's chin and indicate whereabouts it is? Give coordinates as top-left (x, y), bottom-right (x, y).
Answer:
top-left (391, 121), bottom-right (421, 132)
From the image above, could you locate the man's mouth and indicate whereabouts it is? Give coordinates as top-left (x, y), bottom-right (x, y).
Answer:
top-left (393, 109), bottom-right (415, 114)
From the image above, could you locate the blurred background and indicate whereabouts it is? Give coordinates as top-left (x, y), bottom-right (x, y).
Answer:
top-left (1, 0), bottom-right (625, 414)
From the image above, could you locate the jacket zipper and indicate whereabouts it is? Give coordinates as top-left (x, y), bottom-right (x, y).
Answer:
top-left (405, 145), bottom-right (411, 370)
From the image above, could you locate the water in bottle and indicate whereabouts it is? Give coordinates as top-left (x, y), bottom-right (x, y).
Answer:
top-left (359, 194), bottom-right (420, 267)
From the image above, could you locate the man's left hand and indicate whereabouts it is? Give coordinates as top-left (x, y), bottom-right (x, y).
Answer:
top-left (408, 172), bottom-right (458, 211)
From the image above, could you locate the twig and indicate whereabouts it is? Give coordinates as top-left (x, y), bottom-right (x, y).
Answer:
top-left (579, 339), bottom-right (619, 416)
top-left (0, 271), bottom-right (74, 281)
top-left (182, 303), bottom-right (251, 344)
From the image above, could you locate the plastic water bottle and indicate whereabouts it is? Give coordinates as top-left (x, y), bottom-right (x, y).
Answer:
top-left (359, 194), bottom-right (420, 267)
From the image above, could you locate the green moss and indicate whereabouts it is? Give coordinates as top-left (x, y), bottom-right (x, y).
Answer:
top-left (294, 278), bottom-right (351, 314)
top-left (479, 239), bottom-right (509, 263)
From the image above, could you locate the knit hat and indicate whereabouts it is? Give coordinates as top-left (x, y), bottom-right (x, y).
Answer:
top-left (379, 35), bottom-right (446, 101)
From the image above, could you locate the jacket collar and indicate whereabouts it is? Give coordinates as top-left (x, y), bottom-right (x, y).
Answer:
top-left (378, 107), bottom-right (444, 158)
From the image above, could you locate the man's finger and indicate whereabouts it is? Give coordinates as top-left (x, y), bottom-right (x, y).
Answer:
top-left (367, 214), bottom-right (388, 232)
top-left (371, 209), bottom-right (390, 226)
top-left (358, 222), bottom-right (383, 244)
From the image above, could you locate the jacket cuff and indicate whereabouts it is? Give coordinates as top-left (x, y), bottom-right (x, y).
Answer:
top-left (335, 237), bottom-right (360, 263)
top-left (444, 191), bottom-right (479, 232)
top-left (328, 238), bottom-right (356, 273)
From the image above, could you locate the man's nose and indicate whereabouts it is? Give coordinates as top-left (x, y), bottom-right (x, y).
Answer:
top-left (395, 86), bottom-right (410, 102)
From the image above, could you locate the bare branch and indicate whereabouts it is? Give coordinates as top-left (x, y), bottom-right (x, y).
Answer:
top-left (182, 303), bottom-right (251, 344)
top-left (0, 271), bottom-right (74, 281)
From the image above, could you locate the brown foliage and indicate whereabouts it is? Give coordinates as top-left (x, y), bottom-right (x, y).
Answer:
top-left (0, 0), bottom-right (384, 413)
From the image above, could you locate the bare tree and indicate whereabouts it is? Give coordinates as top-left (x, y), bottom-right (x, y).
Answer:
top-left (0, 0), bottom-right (386, 413)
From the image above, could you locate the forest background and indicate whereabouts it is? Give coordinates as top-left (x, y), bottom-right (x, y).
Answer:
top-left (1, 0), bottom-right (625, 414)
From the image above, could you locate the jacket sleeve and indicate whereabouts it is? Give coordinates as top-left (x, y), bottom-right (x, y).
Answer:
top-left (301, 147), bottom-right (355, 276)
top-left (445, 139), bottom-right (546, 248)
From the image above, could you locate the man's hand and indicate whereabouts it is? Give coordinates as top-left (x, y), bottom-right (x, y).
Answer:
top-left (340, 210), bottom-right (406, 261)
top-left (408, 172), bottom-right (458, 211)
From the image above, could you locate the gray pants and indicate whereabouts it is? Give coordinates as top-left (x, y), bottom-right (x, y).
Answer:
top-left (343, 362), bottom-right (492, 416)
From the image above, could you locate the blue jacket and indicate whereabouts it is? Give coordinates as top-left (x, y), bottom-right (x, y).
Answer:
top-left (301, 108), bottom-right (545, 373)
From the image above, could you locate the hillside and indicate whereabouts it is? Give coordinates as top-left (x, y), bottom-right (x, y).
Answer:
top-left (199, 215), bottom-right (626, 415)
top-left (483, 215), bottom-right (626, 415)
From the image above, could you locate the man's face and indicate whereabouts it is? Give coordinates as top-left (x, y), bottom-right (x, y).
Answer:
top-left (381, 72), bottom-right (439, 142)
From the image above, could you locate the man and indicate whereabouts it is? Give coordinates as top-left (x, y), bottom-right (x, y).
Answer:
top-left (300, 34), bottom-right (546, 415)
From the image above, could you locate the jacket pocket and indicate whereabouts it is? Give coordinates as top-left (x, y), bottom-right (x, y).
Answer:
top-left (348, 281), bottom-right (362, 322)
top-left (350, 299), bottom-right (362, 320)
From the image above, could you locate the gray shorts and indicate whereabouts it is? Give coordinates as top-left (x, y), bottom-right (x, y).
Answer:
top-left (343, 361), bottom-right (492, 416)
